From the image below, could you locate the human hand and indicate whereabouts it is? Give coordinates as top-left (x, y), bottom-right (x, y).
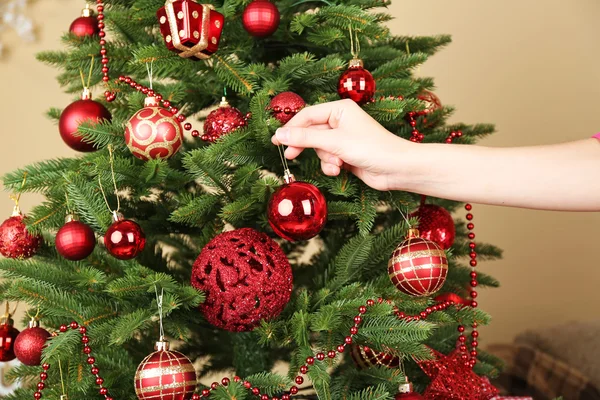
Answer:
top-left (271, 99), bottom-right (414, 191)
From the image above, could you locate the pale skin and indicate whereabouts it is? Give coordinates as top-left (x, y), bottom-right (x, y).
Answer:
top-left (271, 99), bottom-right (600, 212)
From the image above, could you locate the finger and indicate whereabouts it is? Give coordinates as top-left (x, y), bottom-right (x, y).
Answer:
top-left (321, 161), bottom-right (341, 176)
top-left (315, 149), bottom-right (343, 167)
top-left (284, 146), bottom-right (304, 159)
top-left (274, 127), bottom-right (339, 153)
top-left (271, 124), bottom-right (330, 146)
top-left (285, 100), bottom-right (353, 129)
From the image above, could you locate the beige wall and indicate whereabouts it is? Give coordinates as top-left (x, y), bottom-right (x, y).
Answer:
top-left (1, 0), bottom-right (599, 345)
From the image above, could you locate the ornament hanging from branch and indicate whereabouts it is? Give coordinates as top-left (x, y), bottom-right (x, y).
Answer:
top-left (202, 92), bottom-right (248, 143)
top-left (338, 26), bottom-right (376, 105)
top-left (242, 0), bottom-right (280, 38)
top-left (13, 312), bottom-right (50, 366)
top-left (0, 303), bottom-right (19, 363)
top-left (69, 4), bottom-right (99, 37)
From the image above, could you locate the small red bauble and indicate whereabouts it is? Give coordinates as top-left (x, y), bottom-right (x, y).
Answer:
top-left (13, 319), bottom-right (50, 366)
top-left (350, 345), bottom-right (400, 369)
top-left (191, 228), bottom-right (293, 332)
top-left (416, 90), bottom-right (442, 115)
top-left (0, 210), bottom-right (42, 259)
top-left (242, 0), bottom-right (280, 38)
top-left (104, 213), bottom-right (146, 260)
top-left (388, 228), bottom-right (448, 297)
top-left (135, 340), bottom-right (196, 400)
top-left (69, 5), bottom-right (99, 37)
top-left (409, 204), bottom-right (455, 250)
top-left (267, 174), bottom-right (327, 241)
top-left (56, 214), bottom-right (96, 261)
top-left (269, 92), bottom-right (305, 124)
top-left (203, 97), bottom-right (247, 142)
top-left (338, 58), bottom-right (376, 105)
top-left (0, 314), bottom-right (19, 362)
top-left (124, 96), bottom-right (183, 160)
top-left (59, 89), bottom-right (111, 152)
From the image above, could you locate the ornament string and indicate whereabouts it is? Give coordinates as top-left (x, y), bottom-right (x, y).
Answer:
top-left (97, 145), bottom-right (121, 217)
top-left (145, 60), bottom-right (154, 91)
top-left (348, 24), bottom-right (360, 58)
top-left (58, 358), bottom-right (67, 398)
top-left (154, 285), bottom-right (165, 341)
top-left (9, 172), bottom-right (28, 215)
top-left (78, 56), bottom-right (95, 90)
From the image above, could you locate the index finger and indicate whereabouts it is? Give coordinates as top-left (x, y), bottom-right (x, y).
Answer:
top-left (285, 100), bottom-right (348, 129)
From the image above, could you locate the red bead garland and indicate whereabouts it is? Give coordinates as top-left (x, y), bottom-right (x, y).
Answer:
top-left (94, 0), bottom-right (115, 102)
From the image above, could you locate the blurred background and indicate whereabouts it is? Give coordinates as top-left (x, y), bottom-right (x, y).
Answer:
top-left (0, 0), bottom-right (599, 352)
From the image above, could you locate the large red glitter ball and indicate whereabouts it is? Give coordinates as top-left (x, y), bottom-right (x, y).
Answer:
top-left (388, 229), bottom-right (448, 297)
top-left (0, 321), bottom-right (19, 362)
top-left (191, 228), bottom-right (293, 332)
top-left (0, 214), bottom-right (42, 259)
top-left (69, 15), bottom-right (98, 37)
top-left (269, 92), bottom-right (306, 124)
top-left (338, 62), bottom-right (376, 105)
top-left (124, 98), bottom-right (183, 160)
top-left (409, 204), bottom-right (456, 250)
top-left (203, 105), bottom-right (247, 142)
top-left (267, 181), bottom-right (327, 241)
top-left (134, 346), bottom-right (196, 400)
top-left (56, 219), bottom-right (96, 261)
top-left (104, 216), bottom-right (146, 260)
top-left (13, 326), bottom-right (50, 366)
top-left (59, 99), bottom-right (111, 152)
top-left (350, 345), bottom-right (400, 369)
top-left (242, 0), bottom-right (280, 38)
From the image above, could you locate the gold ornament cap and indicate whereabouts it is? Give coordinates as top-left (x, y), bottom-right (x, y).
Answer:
top-left (155, 339), bottom-right (170, 351)
top-left (81, 87), bottom-right (92, 100)
top-left (111, 211), bottom-right (124, 223)
top-left (348, 57), bottom-right (364, 68)
top-left (81, 4), bottom-right (94, 17)
top-left (65, 213), bottom-right (79, 223)
top-left (219, 96), bottom-right (230, 108)
top-left (0, 314), bottom-right (13, 326)
top-left (283, 169), bottom-right (296, 184)
top-left (11, 204), bottom-right (22, 217)
top-left (144, 96), bottom-right (159, 107)
top-left (28, 317), bottom-right (40, 329)
top-left (406, 228), bottom-right (420, 238)
top-left (60, 395), bottom-right (69, 400)
top-left (398, 381), bottom-right (414, 393)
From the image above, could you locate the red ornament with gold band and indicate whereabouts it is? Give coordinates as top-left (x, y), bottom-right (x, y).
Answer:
top-left (350, 344), bottom-right (400, 369)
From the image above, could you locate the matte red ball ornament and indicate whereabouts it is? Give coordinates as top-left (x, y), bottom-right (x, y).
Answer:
top-left (13, 318), bottom-right (50, 366)
top-left (388, 228), bottom-right (448, 297)
top-left (104, 213), bottom-right (146, 260)
top-left (191, 228), bottom-right (293, 332)
top-left (59, 88), bottom-right (111, 152)
top-left (124, 96), bottom-right (183, 160)
top-left (409, 204), bottom-right (455, 250)
top-left (242, 0), bottom-right (280, 38)
top-left (350, 345), bottom-right (400, 369)
top-left (135, 340), bottom-right (196, 400)
top-left (0, 313), bottom-right (19, 362)
top-left (0, 208), bottom-right (42, 260)
top-left (69, 5), bottom-right (99, 37)
top-left (338, 58), bottom-right (376, 105)
top-left (268, 92), bottom-right (305, 124)
top-left (395, 379), bottom-right (424, 400)
top-left (267, 173), bottom-right (327, 241)
top-left (203, 97), bottom-right (247, 142)
top-left (55, 214), bottom-right (96, 261)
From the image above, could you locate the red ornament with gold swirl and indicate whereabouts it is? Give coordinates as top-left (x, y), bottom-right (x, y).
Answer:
top-left (387, 228), bottom-right (448, 297)
top-left (350, 344), bottom-right (400, 369)
top-left (125, 96), bottom-right (183, 161)
top-left (134, 339), bottom-right (197, 400)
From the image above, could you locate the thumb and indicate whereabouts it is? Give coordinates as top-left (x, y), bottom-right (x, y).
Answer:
top-left (274, 127), bottom-right (338, 153)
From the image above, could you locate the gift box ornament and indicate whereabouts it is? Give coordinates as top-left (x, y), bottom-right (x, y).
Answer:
top-left (157, 0), bottom-right (224, 59)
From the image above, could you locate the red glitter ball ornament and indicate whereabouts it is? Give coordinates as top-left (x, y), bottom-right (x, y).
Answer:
top-left (124, 96), bottom-right (183, 160)
top-left (13, 319), bottom-right (50, 366)
top-left (55, 214), bottom-right (96, 261)
top-left (135, 340), bottom-right (196, 400)
top-left (59, 88), bottom-right (111, 152)
top-left (267, 174), bottom-right (327, 241)
top-left (409, 204), bottom-right (456, 250)
top-left (69, 5), bottom-right (98, 37)
top-left (104, 213), bottom-right (146, 260)
top-left (269, 92), bottom-right (305, 124)
top-left (0, 314), bottom-right (19, 362)
top-left (338, 58), bottom-right (376, 105)
top-left (242, 0), bottom-right (280, 38)
top-left (388, 228), bottom-right (448, 297)
top-left (191, 228), bottom-right (293, 332)
top-left (350, 345), bottom-right (400, 369)
top-left (203, 97), bottom-right (247, 142)
top-left (0, 209), bottom-right (42, 260)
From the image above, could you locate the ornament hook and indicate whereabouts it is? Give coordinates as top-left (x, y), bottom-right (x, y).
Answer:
top-left (9, 172), bottom-right (28, 216)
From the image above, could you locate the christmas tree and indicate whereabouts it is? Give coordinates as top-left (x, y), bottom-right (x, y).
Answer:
top-left (0, 0), bottom-right (504, 398)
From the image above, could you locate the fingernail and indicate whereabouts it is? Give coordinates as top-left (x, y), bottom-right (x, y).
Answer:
top-left (276, 128), bottom-right (290, 142)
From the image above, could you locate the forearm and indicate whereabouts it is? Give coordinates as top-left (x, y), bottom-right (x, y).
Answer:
top-left (397, 139), bottom-right (600, 211)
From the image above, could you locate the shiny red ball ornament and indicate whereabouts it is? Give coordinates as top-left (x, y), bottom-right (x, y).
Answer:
top-left (350, 345), bottom-right (400, 369)
top-left (242, 0), bottom-right (280, 38)
top-left (0, 313), bottom-right (19, 362)
top-left (409, 204), bottom-right (455, 250)
top-left (338, 58), bottom-right (376, 105)
top-left (191, 228), bottom-right (293, 332)
top-left (69, 5), bottom-right (99, 37)
top-left (104, 213), bottom-right (146, 260)
top-left (55, 214), bottom-right (96, 261)
top-left (124, 96), bottom-right (183, 160)
top-left (416, 90), bottom-right (442, 116)
top-left (267, 173), bottom-right (327, 241)
top-left (13, 319), bottom-right (50, 366)
top-left (202, 97), bottom-right (247, 142)
top-left (388, 228), bottom-right (448, 297)
top-left (59, 88), bottom-right (111, 152)
top-left (395, 379), bottom-right (424, 400)
top-left (135, 340), bottom-right (196, 400)
top-left (0, 209), bottom-right (42, 259)
top-left (268, 92), bottom-right (305, 124)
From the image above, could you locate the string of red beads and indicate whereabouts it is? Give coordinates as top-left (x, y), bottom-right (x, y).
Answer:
top-left (33, 322), bottom-right (113, 400)
top-left (95, 0), bottom-right (115, 102)
top-left (188, 300), bottom-right (377, 399)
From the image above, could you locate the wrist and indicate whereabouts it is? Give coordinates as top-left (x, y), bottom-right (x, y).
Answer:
top-left (386, 139), bottom-right (428, 192)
